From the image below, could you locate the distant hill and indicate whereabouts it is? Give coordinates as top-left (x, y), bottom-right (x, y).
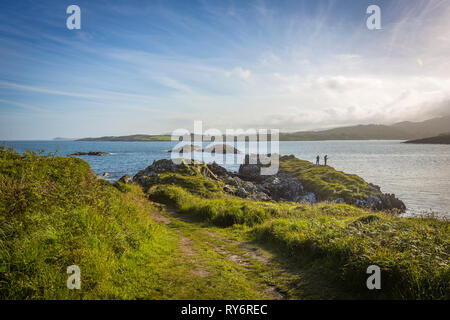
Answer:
top-left (77, 115), bottom-right (450, 142)
top-left (279, 115), bottom-right (450, 141)
top-left (279, 124), bottom-right (409, 141)
top-left (404, 133), bottom-right (450, 144)
top-left (77, 134), bottom-right (172, 142)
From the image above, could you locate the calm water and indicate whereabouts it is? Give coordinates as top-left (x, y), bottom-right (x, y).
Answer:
top-left (3, 140), bottom-right (450, 219)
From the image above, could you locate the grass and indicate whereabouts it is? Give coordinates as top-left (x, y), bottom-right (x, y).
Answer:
top-left (150, 184), bottom-right (281, 227)
top-left (0, 146), bottom-right (272, 299)
top-left (279, 155), bottom-right (380, 201)
top-left (147, 166), bottom-right (450, 299)
top-left (157, 172), bottom-right (224, 198)
top-left (252, 214), bottom-right (449, 299)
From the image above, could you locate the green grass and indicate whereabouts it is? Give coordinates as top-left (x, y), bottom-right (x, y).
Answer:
top-left (252, 214), bottom-right (449, 299)
top-left (279, 155), bottom-right (380, 201)
top-left (0, 146), bottom-right (271, 299)
top-left (147, 171), bottom-right (449, 299)
top-left (156, 172), bottom-right (224, 198)
top-left (149, 184), bottom-right (284, 227)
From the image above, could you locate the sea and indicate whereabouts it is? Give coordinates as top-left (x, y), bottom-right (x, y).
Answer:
top-left (3, 140), bottom-right (450, 219)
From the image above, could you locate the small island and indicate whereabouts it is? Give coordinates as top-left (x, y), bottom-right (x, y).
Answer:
top-left (69, 151), bottom-right (111, 156)
top-left (168, 144), bottom-right (241, 154)
top-left (202, 144), bottom-right (241, 154)
top-left (167, 145), bottom-right (202, 153)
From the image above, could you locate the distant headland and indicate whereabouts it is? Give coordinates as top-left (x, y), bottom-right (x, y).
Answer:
top-left (74, 115), bottom-right (450, 142)
top-left (404, 133), bottom-right (450, 144)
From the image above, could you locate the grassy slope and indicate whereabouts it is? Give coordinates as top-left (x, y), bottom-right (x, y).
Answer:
top-left (0, 147), bottom-right (273, 299)
top-left (279, 155), bottom-right (380, 202)
top-left (148, 166), bottom-right (449, 299)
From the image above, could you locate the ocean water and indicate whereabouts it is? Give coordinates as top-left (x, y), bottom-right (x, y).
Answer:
top-left (3, 140), bottom-right (450, 219)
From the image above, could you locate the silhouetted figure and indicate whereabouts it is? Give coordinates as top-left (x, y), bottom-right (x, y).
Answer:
top-left (316, 155), bottom-right (320, 165)
top-left (324, 155), bottom-right (328, 166)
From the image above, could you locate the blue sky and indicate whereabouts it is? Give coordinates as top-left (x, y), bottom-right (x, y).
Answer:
top-left (1, 0), bottom-right (449, 139)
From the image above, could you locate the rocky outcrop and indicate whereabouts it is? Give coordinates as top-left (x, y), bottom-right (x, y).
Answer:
top-left (237, 159), bottom-right (405, 212)
top-left (70, 151), bottom-right (111, 156)
top-left (132, 158), bottom-right (218, 192)
top-left (260, 175), bottom-right (316, 203)
top-left (131, 157), bottom-right (405, 212)
top-left (354, 193), bottom-right (406, 212)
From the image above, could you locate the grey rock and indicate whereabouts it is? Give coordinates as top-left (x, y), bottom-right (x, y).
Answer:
top-left (118, 174), bottom-right (132, 184)
top-left (238, 164), bottom-right (261, 180)
top-left (223, 185), bottom-right (235, 194)
top-left (235, 187), bottom-right (249, 198)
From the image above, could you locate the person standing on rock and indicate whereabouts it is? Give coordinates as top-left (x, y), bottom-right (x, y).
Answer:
top-left (316, 155), bottom-right (320, 165)
top-left (324, 155), bottom-right (328, 166)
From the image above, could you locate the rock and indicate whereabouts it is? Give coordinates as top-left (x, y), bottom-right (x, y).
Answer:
top-left (299, 192), bottom-right (316, 203)
top-left (353, 193), bottom-right (406, 212)
top-left (102, 172), bottom-right (110, 177)
top-left (380, 193), bottom-right (406, 211)
top-left (133, 158), bottom-right (218, 192)
top-left (70, 151), bottom-right (111, 156)
top-left (262, 177), bottom-right (307, 202)
top-left (238, 164), bottom-right (261, 180)
top-left (235, 187), bottom-right (249, 198)
top-left (223, 185), bottom-right (235, 194)
top-left (224, 176), bottom-right (242, 188)
top-left (207, 162), bottom-right (229, 178)
top-left (118, 174), bottom-right (132, 184)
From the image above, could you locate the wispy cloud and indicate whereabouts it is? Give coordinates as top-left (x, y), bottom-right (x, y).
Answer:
top-left (0, 0), bottom-right (449, 139)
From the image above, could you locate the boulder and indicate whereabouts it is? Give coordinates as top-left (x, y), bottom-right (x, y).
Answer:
top-left (223, 185), bottom-right (235, 194)
top-left (262, 177), bottom-right (308, 202)
top-left (118, 174), bottom-right (132, 184)
top-left (238, 164), bottom-right (261, 180)
top-left (207, 162), bottom-right (229, 178)
top-left (235, 187), bottom-right (249, 198)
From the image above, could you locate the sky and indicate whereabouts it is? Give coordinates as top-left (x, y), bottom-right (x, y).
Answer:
top-left (0, 0), bottom-right (449, 140)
